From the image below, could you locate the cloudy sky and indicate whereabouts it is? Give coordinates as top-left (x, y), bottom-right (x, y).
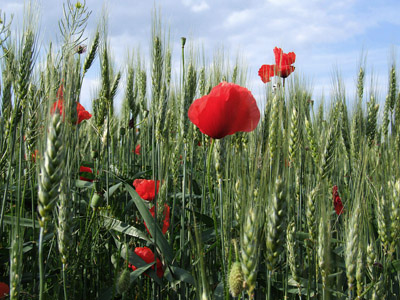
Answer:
top-left (1, 0), bottom-right (400, 111)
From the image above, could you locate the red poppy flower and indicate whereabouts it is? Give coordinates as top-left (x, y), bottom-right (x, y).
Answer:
top-left (332, 185), bottom-right (344, 215)
top-left (128, 247), bottom-right (164, 278)
top-left (273, 47), bottom-right (296, 78)
top-left (51, 84), bottom-right (92, 124)
top-left (76, 102), bottom-right (92, 124)
top-left (133, 179), bottom-right (160, 201)
top-left (258, 47), bottom-right (296, 82)
top-left (134, 144), bottom-right (141, 155)
top-left (144, 204), bottom-right (171, 235)
top-left (0, 282), bottom-right (9, 299)
top-left (188, 82), bottom-right (260, 139)
top-left (80, 166), bottom-right (93, 182)
top-left (258, 64), bottom-right (275, 83)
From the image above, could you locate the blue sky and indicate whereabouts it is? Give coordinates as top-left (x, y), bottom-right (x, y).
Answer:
top-left (1, 0), bottom-right (400, 112)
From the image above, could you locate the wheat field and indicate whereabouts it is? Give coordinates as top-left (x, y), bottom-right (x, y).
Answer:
top-left (0, 1), bottom-right (400, 299)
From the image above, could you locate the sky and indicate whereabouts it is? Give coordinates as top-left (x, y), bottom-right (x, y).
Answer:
top-left (1, 0), bottom-right (400, 112)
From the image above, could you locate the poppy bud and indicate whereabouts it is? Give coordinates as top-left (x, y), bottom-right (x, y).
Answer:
top-left (75, 44), bottom-right (87, 54)
top-left (228, 262), bottom-right (244, 297)
top-left (117, 269), bottom-right (131, 294)
top-left (181, 37), bottom-right (186, 47)
top-left (129, 118), bottom-right (135, 129)
top-left (91, 150), bottom-right (98, 159)
top-left (90, 192), bottom-right (104, 209)
top-left (120, 127), bottom-right (126, 136)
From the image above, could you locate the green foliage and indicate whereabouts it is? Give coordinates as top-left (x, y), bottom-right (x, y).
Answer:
top-left (0, 2), bottom-right (400, 300)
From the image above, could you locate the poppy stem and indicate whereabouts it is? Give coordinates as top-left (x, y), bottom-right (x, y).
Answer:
top-left (206, 138), bottom-right (218, 246)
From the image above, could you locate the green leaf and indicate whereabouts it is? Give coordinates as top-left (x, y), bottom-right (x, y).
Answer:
top-left (76, 180), bottom-right (94, 188)
top-left (104, 182), bottom-right (122, 201)
top-left (101, 215), bottom-right (151, 243)
top-left (122, 199), bottom-right (135, 216)
top-left (124, 182), bottom-right (174, 264)
top-left (187, 209), bottom-right (214, 228)
top-left (80, 161), bottom-right (95, 168)
top-left (213, 281), bottom-right (224, 299)
top-left (3, 215), bottom-right (39, 228)
top-left (98, 287), bottom-right (113, 300)
top-left (121, 245), bottom-right (163, 285)
top-left (392, 260), bottom-right (400, 272)
top-left (165, 265), bottom-right (195, 285)
top-left (201, 228), bottom-right (217, 243)
top-left (130, 263), bottom-right (155, 282)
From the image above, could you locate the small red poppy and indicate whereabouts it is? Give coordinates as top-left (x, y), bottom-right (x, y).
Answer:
top-left (332, 185), bottom-right (344, 215)
top-left (258, 64), bottom-right (275, 83)
top-left (144, 204), bottom-right (171, 235)
top-left (188, 82), bottom-right (260, 139)
top-left (129, 247), bottom-right (164, 278)
top-left (0, 282), bottom-right (9, 299)
top-left (258, 47), bottom-right (296, 82)
top-left (80, 166), bottom-right (93, 182)
top-left (133, 179), bottom-right (160, 201)
top-left (51, 84), bottom-right (92, 124)
top-left (134, 144), bottom-right (141, 155)
top-left (273, 47), bottom-right (296, 78)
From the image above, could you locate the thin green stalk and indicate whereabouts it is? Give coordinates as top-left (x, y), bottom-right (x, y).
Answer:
top-left (63, 264), bottom-right (68, 300)
top-left (206, 139), bottom-right (218, 242)
top-left (267, 270), bottom-right (271, 300)
top-left (39, 227), bottom-right (45, 300)
top-left (180, 146), bottom-right (187, 299)
top-left (0, 100), bottom-right (21, 238)
top-left (106, 107), bottom-right (110, 206)
top-left (218, 178), bottom-right (227, 296)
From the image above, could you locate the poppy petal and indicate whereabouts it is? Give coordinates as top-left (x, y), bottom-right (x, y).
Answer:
top-left (80, 166), bottom-right (93, 182)
top-left (133, 179), bottom-right (160, 201)
top-left (188, 82), bottom-right (260, 139)
top-left (258, 64), bottom-right (275, 83)
top-left (144, 204), bottom-right (170, 235)
top-left (76, 102), bottom-right (92, 124)
top-left (129, 247), bottom-right (164, 278)
top-left (0, 282), bottom-right (10, 299)
top-left (276, 65), bottom-right (295, 78)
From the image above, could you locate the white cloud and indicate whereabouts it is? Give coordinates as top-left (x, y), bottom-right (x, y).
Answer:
top-left (192, 2), bottom-right (209, 12)
top-left (181, 0), bottom-right (209, 12)
top-left (224, 9), bottom-right (253, 28)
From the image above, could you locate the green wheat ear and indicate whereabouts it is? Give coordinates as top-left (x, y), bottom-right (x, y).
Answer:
top-left (38, 111), bottom-right (64, 227)
top-left (345, 204), bottom-right (360, 293)
top-left (241, 206), bottom-right (259, 298)
top-left (265, 177), bottom-right (286, 271)
top-left (287, 220), bottom-right (299, 284)
top-left (57, 178), bottom-right (72, 264)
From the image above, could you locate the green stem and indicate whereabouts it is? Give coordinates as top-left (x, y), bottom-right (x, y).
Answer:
top-left (0, 100), bottom-right (21, 239)
top-left (62, 264), bottom-right (68, 300)
top-left (267, 270), bottom-right (271, 300)
top-left (79, 209), bottom-right (96, 252)
top-left (206, 139), bottom-right (218, 241)
top-left (39, 226), bottom-right (45, 300)
top-left (218, 178), bottom-right (227, 297)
